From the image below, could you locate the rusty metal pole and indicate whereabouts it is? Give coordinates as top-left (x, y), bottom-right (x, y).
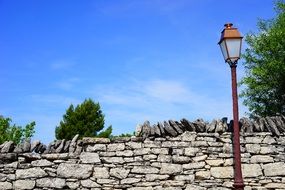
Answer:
top-left (230, 62), bottom-right (244, 190)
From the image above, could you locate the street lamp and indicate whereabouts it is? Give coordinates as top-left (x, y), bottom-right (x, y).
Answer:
top-left (218, 23), bottom-right (244, 190)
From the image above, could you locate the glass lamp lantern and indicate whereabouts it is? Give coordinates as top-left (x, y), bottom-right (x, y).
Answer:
top-left (218, 23), bottom-right (243, 64)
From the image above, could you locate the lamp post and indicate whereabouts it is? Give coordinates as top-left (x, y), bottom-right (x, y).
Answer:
top-left (218, 23), bottom-right (244, 190)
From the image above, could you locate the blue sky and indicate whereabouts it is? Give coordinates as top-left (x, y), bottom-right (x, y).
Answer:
top-left (0, 0), bottom-right (276, 144)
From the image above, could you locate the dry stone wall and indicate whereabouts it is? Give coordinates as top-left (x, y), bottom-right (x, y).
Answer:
top-left (0, 116), bottom-right (285, 190)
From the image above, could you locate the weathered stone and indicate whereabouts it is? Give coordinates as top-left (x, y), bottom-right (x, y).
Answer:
top-left (160, 163), bottom-right (182, 174)
top-left (169, 120), bottom-right (184, 134)
top-left (184, 147), bottom-right (199, 156)
top-left (23, 139), bottom-right (31, 152)
top-left (162, 141), bottom-right (189, 148)
top-left (87, 144), bottom-right (106, 152)
top-left (183, 162), bottom-right (205, 169)
top-left (264, 183), bottom-right (285, 189)
top-left (1, 141), bottom-right (14, 153)
top-left (245, 137), bottom-right (263, 144)
top-left (110, 168), bottom-right (129, 179)
top-left (263, 162), bottom-right (285, 176)
top-left (266, 116), bottom-right (280, 136)
top-left (121, 178), bottom-right (141, 184)
top-left (164, 121), bottom-right (178, 136)
top-left (181, 131), bottom-right (196, 142)
top-left (55, 139), bottom-right (65, 153)
top-left (205, 159), bottom-right (224, 166)
top-left (206, 120), bottom-right (217, 132)
top-left (96, 178), bottom-right (117, 184)
top-left (125, 142), bottom-right (142, 149)
top-left (80, 152), bottom-right (100, 164)
top-left (172, 155), bottom-right (190, 164)
top-left (195, 171), bottom-right (211, 179)
top-left (245, 144), bottom-right (260, 154)
top-left (145, 174), bottom-right (169, 181)
top-left (0, 153), bottom-right (17, 163)
top-left (36, 178), bottom-right (66, 189)
top-left (250, 155), bottom-right (274, 163)
top-left (157, 154), bottom-right (172, 163)
top-left (185, 184), bottom-right (206, 190)
top-left (192, 155), bottom-right (208, 162)
top-left (82, 137), bottom-right (110, 144)
top-left (93, 167), bottom-right (109, 178)
top-left (141, 121), bottom-right (151, 138)
top-left (107, 143), bottom-right (125, 151)
top-left (193, 119), bottom-right (206, 132)
top-left (215, 119), bottom-right (227, 133)
top-left (66, 181), bottom-right (80, 189)
top-left (153, 125), bottom-right (161, 136)
top-left (116, 150), bottom-right (133, 157)
top-left (0, 182), bottom-right (12, 190)
top-left (158, 122), bottom-right (166, 136)
top-left (131, 166), bottom-right (159, 174)
top-left (31, 140), bottom-right (40, 152)
top-left (210, 167), bottom-right (234, 178)
top-left (242, 164), bottom-right (262, 177)
top-left (81, 179), bottom-right (101, 188)
top-left (16, 168), bottom-right (47, 179)
top-left (69, 134), bottom-right (79, 153)
top-left (101, 156), bottom-right (125, 164)
top-left (57, 163), bottom-right (93, 179)
top-left (180, 118), bottom-right (195, 132)
top-left (134, 148), bottom-right (151, 155)
top-left (174, 175), bottom-right (195, 181)
top-left (31, 159), bottom-right (53, 167)
top-left (13, 180), bottom-right (35, 189)
top-left (262, 135), bottom-right (276, 144)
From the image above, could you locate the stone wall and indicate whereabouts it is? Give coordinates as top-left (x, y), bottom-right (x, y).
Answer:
top-left (0, 116), bottom-right (285, 190)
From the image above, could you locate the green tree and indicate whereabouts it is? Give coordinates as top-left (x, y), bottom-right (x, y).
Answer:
top-left (240, 1), bottom-right (285, 117)
top-left (55, 99), bottom-right (112, 140)
top-left (0, 116), bottom-right (35, 144)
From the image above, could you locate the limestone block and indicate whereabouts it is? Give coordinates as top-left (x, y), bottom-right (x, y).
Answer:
top-left (242, 164), bottom-right (262, 177)
top-left (36, 178), bottom-right (66, 189)
top-left (13, 180), bottom-right (35, 190)
top-left (86, 144), bottom-right (106, 152)
top-left (125, 142), bottom-right (142, 149)
top-left (31, 159), bottom-right (53, 167)
top-left (181, 131), bottom-right (197, 142)
top-left (101, 156), bottom-right (125, 164)
top-left (263, 162), bottom-right (285, 176)
top-left (185, 184), bottom-right (207, 190)
top-left (157, 154), bottom-right (172, 163)
top-left (172, 155), bottom-right (190, 164)
top-left (57, 163), bottom-right (93, 179)
top-left (250, 155), bottom-right (274, 163)
top-left (0, 182), bottom-right (12, 190)
top-left (110, 168), bottom-right (129, 179)
top-left (195, 171), bottom-right (211, 179)
top-left (245, 144), bottom-right (260, 154)
top-left (16, 168), bottom-right (47, 179)
top-left (116, 150), bottom-right (133, 157)
top-left (264, 183), bottom-right (285, 189)
top-left (183, 161), bottom-right (205, 169)
top-left (160, 163), bottom-right (182, 174)
top-left (245, 137), bottom-right (263, 143)
top-left (131, 166), bottom-right (159, 174)
top-left (151, 148), bottom-right (168, 155)
top-left (161, 180), bottom-right (185, 187)
top-left (192, 155), bottom-right (208, 162)
top-left (93, 167), bottom-right (109, 179)
top-left (134, 148), bottom-right (151, 155)
top-left (121, 178), bottom-right (141, 184)
top-left (174, 174), bottom-right (195, 181)
top-left (205, 159), bottom-right (224, 166)
top-left (80, 152), bottom-right (100, 164)
top-left (184, 147), bottom-right (199, 156)
top-left (107, 143), bottom-right (125, 151)
top-left (145, 174), bottom-right (169, 181)
top-left (81, 179), bottom-right (101, 188)
top-left (210, 167), bottom-right (234, 178)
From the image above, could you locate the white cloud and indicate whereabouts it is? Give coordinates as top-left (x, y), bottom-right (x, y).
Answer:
top-left (50, 60), bottom-right (75, 70)
top-left (55, 77), bottom-right (80, 90)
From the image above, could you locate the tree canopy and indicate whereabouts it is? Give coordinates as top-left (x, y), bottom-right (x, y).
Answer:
top-left (0, 116), bottom-right (35, 144)
top-left (55, 99), bottom-right (112, 140)
top-left (240, 1), bottom-right (285, 117)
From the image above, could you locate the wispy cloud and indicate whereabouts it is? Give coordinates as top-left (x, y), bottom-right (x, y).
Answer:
top-left (55, 77), bottom-right (80, 91)
top-left (50, 60), bottom-right (76, 70)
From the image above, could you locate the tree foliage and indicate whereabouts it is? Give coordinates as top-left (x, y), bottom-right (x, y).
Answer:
top-left (0, 116), bottom-right (35, 144)
top-left (55, 99), bottom-right (112, 140)
top-left (240, 1), bottom-right (285, 117)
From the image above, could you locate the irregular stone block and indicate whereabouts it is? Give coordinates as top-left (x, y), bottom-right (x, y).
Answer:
top-left (36, 178), bottom-right (66, 189)
top-left (164, 121), bottom-right (178, 137)
top-left (86, 144), bottom-right (106, 152)
top-left (31, 159), bottom-right (53, 167)
top-left (210, 167), bottom-right (234, 178)
top-left (205, 159), bottom-right (224, 166)
top-left (110, 168), bottom-right (129, 179)
top-left (184, 147), bottom-right (199, 156)
top-left (174, 175), bottom-right (194, 181)
top-left (263, 162), bottom-right (285, 176)
top-left (245, 144), bottom-right (260, 154)
top-left (80, 152), bottom-right (100, 164)
top-left (131, 166), bottom-right (159, 174)
top-left (121, 178), bottom-right (141, 184)
top-left (1, 141), bottom-right (14, 153)
top-left (82, 137), bottom-right (110, 144)
top-left (101, 156), bottom-right (125, 164)
top-left (242, 164), bottom-right (262, 177)
top-left (160, 163), bottom-right (182, 174)
top-left (172, 155), bottom-right (190, 164)
top-left (0, 182), bottom-right (12, 190)
top-left (16, 168), bottom-right (47, 179)
top-left (116, 150), bottom-right (133, 157)
top-left (181, 131), bottom-right (196, 142)
top-left (93, 167), bottom-right (109, 179)
top-left (125, 142), bottom-right (142, 149)
top-left (145, 174), bottom-right (169, 181)
top-left (185, 184), bottom-right (207, 190)
top-left (195, 171), bottom-right (211, 179)
top-left (14, 180), bottom-right (35, 190)
top-left (183, 161), bottom-right (205, 169)
top-left (250, 155), bottom-right (274, 163)
top-left (57, 163), bottom-right (93, 179)
top-left (107, 143), bottom-right (125, 151)
top-left (81, 179), bottom-right (101, 188)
